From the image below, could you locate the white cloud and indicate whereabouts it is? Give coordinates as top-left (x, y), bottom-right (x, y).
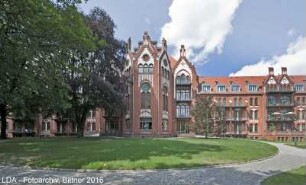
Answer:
top-left (287, 28), bottom-right (296, 37)
top-left (161, 0), bottom-right (242, 63)
top-left (230, 36), bottom-right (306, 76)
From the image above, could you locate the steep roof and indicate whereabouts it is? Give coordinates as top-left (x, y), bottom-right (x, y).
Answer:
top-left (168, 56), bottom-right (177, 69)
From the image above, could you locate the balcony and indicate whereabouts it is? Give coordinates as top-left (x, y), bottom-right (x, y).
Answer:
top-left (176, 115), bottom-right (191, 119)
top-left (176, 81), bottom-right (191, 86)
top-left (176, 98), bottom-right (192, 102)
top-left (266, 87), bottom-right (294, 93)
top-left (249, 119), bottom-right (259, 124)
top-left (266, 102), bottom-right (295, 107)
top-left (226, 117), bottom-right (248, 121)
top-left (225, 104), bottom-right (247, 108)
top-left (266, 117), bottom-right (295, 122)
top-left (296, 119), bottom-right (306, 124)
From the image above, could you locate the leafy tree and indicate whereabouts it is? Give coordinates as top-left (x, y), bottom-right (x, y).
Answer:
top-left (214, 105), bottom-right (227, 137)
top-left (192, 95), bottom-right (227, 138)
top-left (192, 96), bottom-right (215, 138)
top-left (63, 7), bottom-right (127, 137)
top-left (0, 0), bottom-right (95, 139)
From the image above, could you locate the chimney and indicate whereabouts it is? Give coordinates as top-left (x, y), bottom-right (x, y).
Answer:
top-left (180, 45), bottom-right (186, 57)
top-left (162, 38), bottom-right (167, 50)
top-left (281, 67), bottom-right (287, 75)
top-left (268, 67), bottom-right (274, 75)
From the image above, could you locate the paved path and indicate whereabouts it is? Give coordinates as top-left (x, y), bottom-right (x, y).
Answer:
top-left (0, 142), bottom-right (305, 185)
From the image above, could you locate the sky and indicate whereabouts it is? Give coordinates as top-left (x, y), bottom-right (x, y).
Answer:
top-left (79, 0), bottom-right (306, 77)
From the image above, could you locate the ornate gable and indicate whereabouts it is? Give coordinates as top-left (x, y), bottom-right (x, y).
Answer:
top-left (267, 76), bottom-right (277, 85)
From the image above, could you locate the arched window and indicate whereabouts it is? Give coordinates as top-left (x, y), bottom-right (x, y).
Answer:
top-left (148, 64), bottom-right (153, 74)
top-left (163, 86), bottom-right (168, 111)
top-left (141, 82), bottom-right (151, 109)
top-left (143, 64), bottom-right (148, 74)
top-left (186, 76), bottom-right (191, 83)
top-left (176, 76), bottom-right (181, 84)
top-left (138, 64), bottom-right (143, 74)
top-left (181, 74), bottom-right (186, 84)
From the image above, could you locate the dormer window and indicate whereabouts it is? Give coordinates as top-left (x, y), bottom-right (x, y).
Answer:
top-left (295, 84), bottom-right (304, 92)
top-left (201, 84), bottom-right (211, 92)
top-left (248, 85), bottom-right (257, 92)
top-left (217, 85), bottom-right (226, 92)
top-left (231, 85), bottom-right (240, 92)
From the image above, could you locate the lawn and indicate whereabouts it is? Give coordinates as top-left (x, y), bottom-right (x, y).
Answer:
top-left (0, 138), bottom-right (277, 170)
top-left (262, 166), bottom-right (306, 185)
top-left (286, 142), bottom-right (306, 149)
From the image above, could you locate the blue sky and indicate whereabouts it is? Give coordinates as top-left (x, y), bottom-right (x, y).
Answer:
top-left (79, 0), bottom-right (306, 76)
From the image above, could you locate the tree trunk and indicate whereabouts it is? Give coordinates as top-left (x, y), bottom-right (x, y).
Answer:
top-left (0, 103), bottom-right (7, 139)
top-left (75, 106), bottom-right (89, 138)
top-left (77, 121), bottom-right (84, 137)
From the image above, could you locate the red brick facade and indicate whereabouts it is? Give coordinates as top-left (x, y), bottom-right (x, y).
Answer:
top-left (4, 32), bottom-right (306, 141)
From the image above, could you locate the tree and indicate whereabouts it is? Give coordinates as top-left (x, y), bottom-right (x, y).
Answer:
top-left (192, 95), bottom-right (215, 138)
top-left (0, 0), bottom-right (95, 139)
top-left (192, 95), bottom-right (227, 138)
top-left (214, 105), bottom-right (227, 137)
top-left (63, 7), bottom-right (127, 137)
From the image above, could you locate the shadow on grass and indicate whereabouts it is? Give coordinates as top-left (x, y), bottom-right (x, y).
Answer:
top-left (0, 138), bottom-right (229, 169)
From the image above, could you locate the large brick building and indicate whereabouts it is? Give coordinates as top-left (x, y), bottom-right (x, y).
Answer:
top-left (4, 32), bottom-right (306, 141)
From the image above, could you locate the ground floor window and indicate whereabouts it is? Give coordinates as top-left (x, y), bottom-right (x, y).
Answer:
top-left (177, 120), bottom-right (189, 133)
top-left (140, 118), bottom-right (152, 131)
top-left (162, 120), bottom-right (168, 131)
top-left (249, 124), bottom-right (258, 133)
top-left (87, 122), bottom-right (96, 131)
top-left (42, 121), bottom-right (50, 132)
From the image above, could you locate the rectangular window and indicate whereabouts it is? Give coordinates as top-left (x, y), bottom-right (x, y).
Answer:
top-left (231, 85), bottom-right (240, 92)
top-left (254, 110), bottom-right (258, 120)
top-left (248, 85), bottom-right (257, 92)
top-left (176, 121), bottom-right (189, 133)
top-left (176, 104), bottom-right (190, 117)
top-left (126, 119), bottom-right (131, 130)
top-left (217, 85), bottom-right (226, 92)
top-left (249, 98), bottom-right (253, 106)
top-left (176, 86), bottom-right (191, 101)
top-left (255, 98), bottom-right (258, 106)
top-left (295, 84), bottom-right (304, 92)
top-left (202, 84), bottom-right (211, 92)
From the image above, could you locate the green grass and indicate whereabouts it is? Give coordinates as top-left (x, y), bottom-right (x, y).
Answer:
top-left (286, 143), bottom-right (306, 149)
top-left (0, 137), bottom-right (277, 170)
top-left (262, 166), bottom-right (306, 185)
